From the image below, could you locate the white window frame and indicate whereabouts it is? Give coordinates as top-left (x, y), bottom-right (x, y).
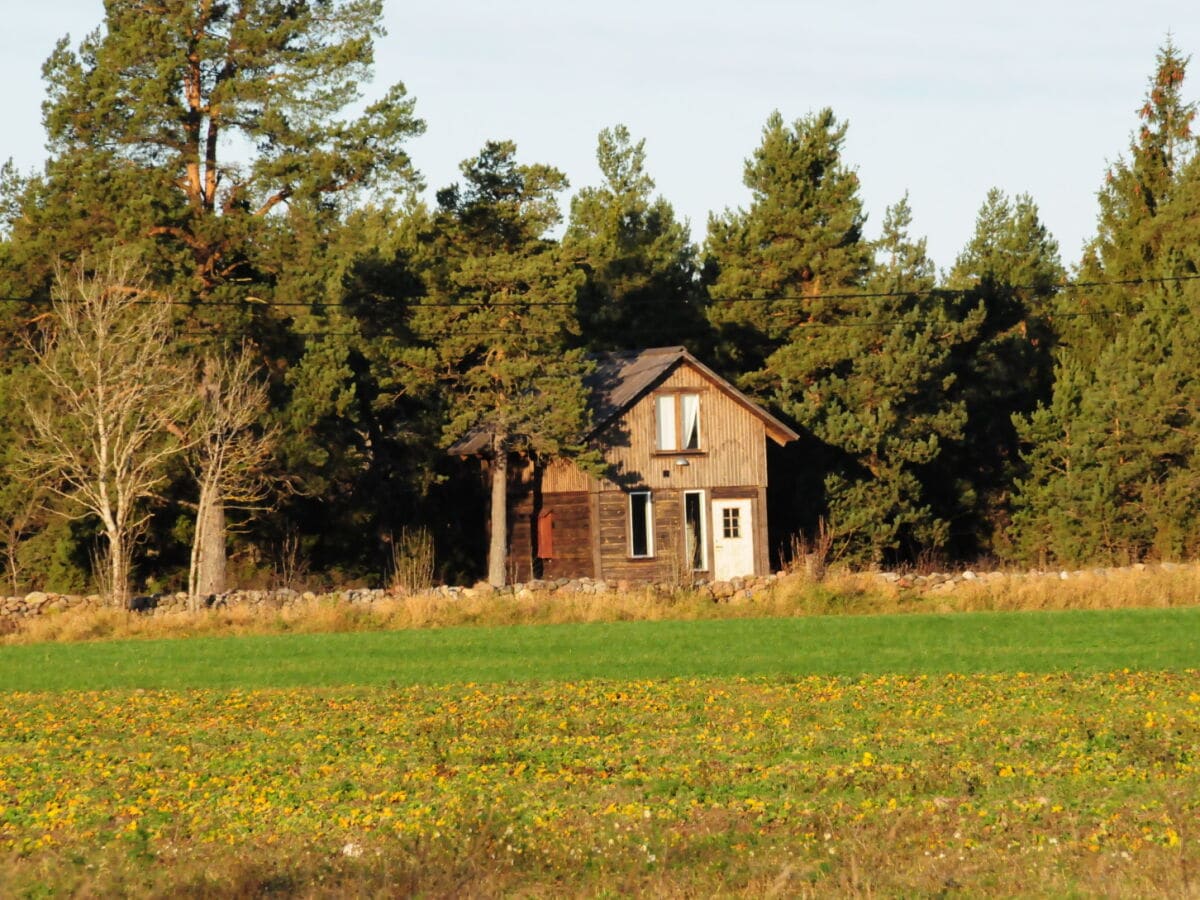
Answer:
top-left (683, 489), bottom-right (707, 571)
top-left (628, 490), bottom-right (655, 558)
top-left (655, 392), bottom-right (702, 452)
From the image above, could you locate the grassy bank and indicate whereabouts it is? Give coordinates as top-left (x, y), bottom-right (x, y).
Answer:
top-left (2, 606), bottom-right (1199, 691)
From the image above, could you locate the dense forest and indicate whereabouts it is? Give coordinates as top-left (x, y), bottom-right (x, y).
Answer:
top-left (1, 1), bottom-right (1197, 599)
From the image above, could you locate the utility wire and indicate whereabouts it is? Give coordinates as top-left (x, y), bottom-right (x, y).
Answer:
top-left (5, 273), bottom-right (1195, 342)
top-left (2, 272), bottom-right (1198, 311)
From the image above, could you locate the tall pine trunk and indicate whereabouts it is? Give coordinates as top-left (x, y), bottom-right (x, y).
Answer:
top-left (487, 441), bottom-right (508, 587)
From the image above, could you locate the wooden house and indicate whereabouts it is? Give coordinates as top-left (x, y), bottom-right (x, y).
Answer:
top-left (456, 347), bottom-right (798, 584)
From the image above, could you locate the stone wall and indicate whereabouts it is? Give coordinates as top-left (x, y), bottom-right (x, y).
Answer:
top-left (2, 562), bottom-right (1193, 625)
top-left (0, 573), bottom-right (783, 623)
top-left (872, 561), bottom-right (1192, 593)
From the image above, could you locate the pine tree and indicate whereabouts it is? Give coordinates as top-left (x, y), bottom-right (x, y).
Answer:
top-left (704, 109), bottom-right (871, 384)
top-left (564, 125), bottom-right (706, 350)
top-left (268, 200), bottom-right (451, 579)
top-left (410, 142), bottom-right (594, 586)
top-left (2, 0), bottom-right (425, 591)
top-left (773, 197), bottom-right (980, 563)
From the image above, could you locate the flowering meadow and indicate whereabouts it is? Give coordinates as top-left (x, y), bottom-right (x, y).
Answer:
top-left (2, 671), bottom-right (1199, 895)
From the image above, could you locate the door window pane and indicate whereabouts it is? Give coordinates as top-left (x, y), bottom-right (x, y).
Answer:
top-left (722, 507), bottom-right (741, 539)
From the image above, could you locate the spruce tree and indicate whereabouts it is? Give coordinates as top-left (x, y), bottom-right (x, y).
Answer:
top-left (1013, 275), bottom-right (1200, 564)
top-left (1067, 39), bottom-right (1196, 360)
top-left (1011, 42), bottom-right (1200, 566)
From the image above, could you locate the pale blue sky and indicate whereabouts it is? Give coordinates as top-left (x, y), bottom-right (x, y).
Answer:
top-left (2, 1), bottom-right (1197, 270)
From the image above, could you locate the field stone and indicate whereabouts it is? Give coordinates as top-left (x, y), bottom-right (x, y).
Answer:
top-left (711, 581), bottom-right (735, 600)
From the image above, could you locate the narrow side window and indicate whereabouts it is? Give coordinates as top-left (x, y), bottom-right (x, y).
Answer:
top-left (684, 490), bottom-right (706, 570)
top-left (629, 491), bottom-right (654, 557)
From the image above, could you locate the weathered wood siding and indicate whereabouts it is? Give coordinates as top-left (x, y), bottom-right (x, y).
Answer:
top-left (597, 489), bottom-right (682, 583)
top-left (542, 457), bottom-right (592, 493)
top-left (596, 364), bottom-right (768, 492)
top-left (508, 505), bottom-right (532, 584)
top-left (537, 492), bottom-right (593, 580)
top-left (542, 363), bottom-right (771, 494)
top-left (509, 490), bottom-right (594, 581)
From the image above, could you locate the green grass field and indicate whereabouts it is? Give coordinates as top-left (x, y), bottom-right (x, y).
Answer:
top-left (3, 605), bottom-right (1199, 690)
top-left (2, 607), bottom-right (1199, 896)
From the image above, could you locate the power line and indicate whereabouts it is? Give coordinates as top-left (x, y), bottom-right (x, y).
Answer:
top-left (2, 272), bottom-right (1198, 312)
top-left (4, 272), bottom-right (1195, 343)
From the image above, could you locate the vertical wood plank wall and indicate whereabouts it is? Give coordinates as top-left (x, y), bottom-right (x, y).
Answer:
top-left (542, 364), bottom-right (769, 494)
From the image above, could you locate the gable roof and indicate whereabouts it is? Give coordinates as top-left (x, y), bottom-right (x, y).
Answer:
top-left (450, 346), bottom-right (799, 454)
top-left (586, 346), bottom-right (798, 446)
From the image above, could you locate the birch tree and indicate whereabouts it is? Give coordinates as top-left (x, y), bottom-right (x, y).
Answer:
top-left (22, 255), bottom-right (191, 605)
top-left (185, 348), bottom-right (278, 610)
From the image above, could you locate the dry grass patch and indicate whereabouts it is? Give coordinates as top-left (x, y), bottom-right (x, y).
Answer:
top-left (5, 564), bottom-right (1200, 646)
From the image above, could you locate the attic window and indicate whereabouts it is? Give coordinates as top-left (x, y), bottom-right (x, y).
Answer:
top-left (655, 393), bottom-right (701, 451)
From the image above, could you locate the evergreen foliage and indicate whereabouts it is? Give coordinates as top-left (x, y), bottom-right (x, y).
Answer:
top-left (0, 0), bottom-right (426, 590)
top-left (705, 109), bottom-right (871, 381)
top-left (773, 197), bottom-right (980, 564)
top-left (1011, 42), bottom-right (1200, 566)
top-left (1, 25), bottom-right (1200, 587)
top-left (564, 126), bottom-right (707, 351)
top-left (409, 142), bottom-right (595, 585)
top-left (940, 190), bottom-right (1064, 558)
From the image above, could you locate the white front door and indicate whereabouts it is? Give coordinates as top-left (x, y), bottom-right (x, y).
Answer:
top-left (711, 499), bottom-right (754, 580)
